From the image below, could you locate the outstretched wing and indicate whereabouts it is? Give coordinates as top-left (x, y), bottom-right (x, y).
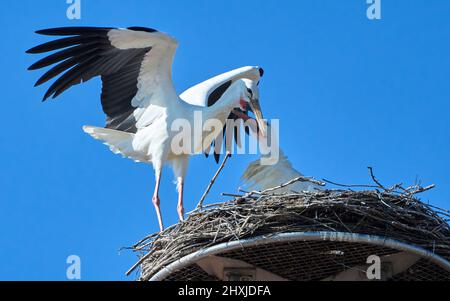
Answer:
top-left (27, 26), bottom-right (179, 133)
top-left (180, 66), bottom-right (264, 163)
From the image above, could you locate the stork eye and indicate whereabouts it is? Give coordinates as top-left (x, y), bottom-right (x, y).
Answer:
top-left (247, 88), bottom-right (253, 97)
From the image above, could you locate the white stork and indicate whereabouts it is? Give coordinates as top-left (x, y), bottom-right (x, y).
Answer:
top-left (27, 26), bottom-right (266, 231)
top-left (240, 122), bottom-right (322, 193)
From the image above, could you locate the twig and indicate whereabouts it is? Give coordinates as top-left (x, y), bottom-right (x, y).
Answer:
top-left (411, 184), bottom-right (436, 195)
top-left (126, 252), bottom-right (153, 276)
top-left (322, 178), bottom-right (379, 189)
top-left (222, 192), bottom-right (244, 198)
top-left (368, 167), bottom-right (387, 190)
top-left (260, 176), bottom-right (325, 194)
top-left (196, 152), bottom-right (231, 210)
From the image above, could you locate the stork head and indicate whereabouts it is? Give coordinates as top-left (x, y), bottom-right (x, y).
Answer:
top-left (240, 78), bottom-right (266, 137)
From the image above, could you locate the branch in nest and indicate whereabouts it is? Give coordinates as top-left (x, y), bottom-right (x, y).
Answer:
top-left (368, 166), bottom-right (387, 190)
top-left (195, 152), bottom-right (231, 210)
top-left (323, 167), bottom-right (435, 198)
top-left (256, 176), bottom-right (325, 195)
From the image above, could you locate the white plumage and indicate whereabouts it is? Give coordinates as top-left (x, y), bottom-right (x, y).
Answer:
top-left (241, 150), bottom-right (321, 193)
top-left (241, 123), bottom-right (322, 193)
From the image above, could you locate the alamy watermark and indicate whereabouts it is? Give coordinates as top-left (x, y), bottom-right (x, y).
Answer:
top-left (66, 0), bottom-right (81, 20)
top-left (366, 0), bottom-right (381, 20)
top-left (170, 112), bottom-right (280, 165)
top-left (366, 255), bottom-right (381, 280)
top-left (66, 255), bottom-right (81, 280)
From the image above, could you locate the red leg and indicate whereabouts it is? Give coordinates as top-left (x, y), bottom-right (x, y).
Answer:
top-left (177, 178), bottom-right (185, 221)
top-left (152, 170), bottom-right (164, 232)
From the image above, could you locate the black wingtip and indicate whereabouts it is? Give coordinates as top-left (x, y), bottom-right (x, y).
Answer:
top-left (42, 89), bottom-right (54, 102)
top-left (35, 27), bottom-right (113, 36)
top-left (26, 39), bottom-right (46, 54)
top-left (35, 28), bottom-right (52, 35)
top-left (27, 64), bottom-right (38, 71)
top-left (127, 26), bottom-right (158, 33)
top-left (42, 93), bottom-right (51, 101)
top-left (27, 61), bottom-right (43, 71)
top-left (26, 43), bottom-right (56, 55)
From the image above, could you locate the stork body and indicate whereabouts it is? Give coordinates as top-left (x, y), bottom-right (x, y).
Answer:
top-left (241, 150), bottom-right (321, 193)
top-left (27, 27), bottom-right (265, 231)
top-left (241, 122), bottom-right (322, 193)
top-left (84, 79), bottom-right (250, 230)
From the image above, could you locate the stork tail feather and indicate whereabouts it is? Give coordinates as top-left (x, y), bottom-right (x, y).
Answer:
top-left (82, 126), bottom-right (149, 163)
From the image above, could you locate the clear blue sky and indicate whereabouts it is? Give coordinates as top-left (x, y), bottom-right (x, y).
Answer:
top-left (1, 0), bottom-right (449, 280)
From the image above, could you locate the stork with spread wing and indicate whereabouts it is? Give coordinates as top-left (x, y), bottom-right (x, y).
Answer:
top-left (27, 26), bottom-right (266, 231)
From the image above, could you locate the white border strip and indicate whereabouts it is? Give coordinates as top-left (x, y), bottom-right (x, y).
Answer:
top-left (148, 231), bottom-right (450, 281)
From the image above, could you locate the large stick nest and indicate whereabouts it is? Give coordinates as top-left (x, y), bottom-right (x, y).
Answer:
top-left (128, 179), bottom-right (450, 281)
